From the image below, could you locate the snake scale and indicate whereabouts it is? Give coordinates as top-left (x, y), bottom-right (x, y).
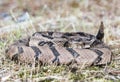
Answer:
top-left (5, 22), bottom-right (112, 67)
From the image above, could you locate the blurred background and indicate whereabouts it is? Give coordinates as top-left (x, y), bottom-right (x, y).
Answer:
top-left (0, 0), bottom-right (120, 45)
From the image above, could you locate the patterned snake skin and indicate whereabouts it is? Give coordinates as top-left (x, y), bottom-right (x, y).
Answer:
top-left (5, 22), bottom-right (112, 66)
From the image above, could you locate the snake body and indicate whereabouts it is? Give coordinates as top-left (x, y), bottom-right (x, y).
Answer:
top-left (5, 22), bottom-right (112, 66)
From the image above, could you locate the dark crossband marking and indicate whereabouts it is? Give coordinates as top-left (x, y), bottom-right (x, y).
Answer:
top-left (92, 49), bottom-right (103, 56)
top-left (48, 32), bottom-right (53, 36)
top-left (32, 32), bottom-right (53, 39)
top-left (38, 41), bottom-right (54, 47)
top-left (41, 34), bottom-right (53, 39)
top-left (12, 46), bottom-right (24, 61)
top-left (64, 33), bottom-right (74, 36)
top-left (61, 33), bottom-right (71, 39)
top-left (90, 40), bottom-right (102, 47)
top-left (47, 42), bottom-right (54, 47)
top-left (63, 41), bottom-right (69, 47)
top-left (66, 48), bottom-right (79, 58)
top-left (31, 46), bottom-right (41, 61)
top-left (91, 49), bottom-right (103, 64)
top-left (76, 32), bottom-right (95, 38)
top-left (76, 32), bottom-right (86, 36)
top-left (32, 32), bottom-right (43, 36)
top-left (38, 41), bottom-right (47, 46)
top-left (49, 46), bottom-right (60, 63)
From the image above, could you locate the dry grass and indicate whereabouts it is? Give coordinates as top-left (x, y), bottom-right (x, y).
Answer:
top-left (0, 0), bottom-right (120, 82)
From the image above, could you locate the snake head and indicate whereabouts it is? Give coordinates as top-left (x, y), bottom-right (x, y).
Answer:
top-left (5, 45), bottom-right (19, 60)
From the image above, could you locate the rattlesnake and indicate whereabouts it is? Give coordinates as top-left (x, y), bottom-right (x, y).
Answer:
top-left (5, 22), bottom-right (112, 67)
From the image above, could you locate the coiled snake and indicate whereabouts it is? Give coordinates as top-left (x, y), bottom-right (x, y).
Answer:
top-left (5, 22), bottom-right (112, 67)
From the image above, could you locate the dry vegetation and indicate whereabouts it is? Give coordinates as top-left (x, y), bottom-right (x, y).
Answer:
top-left (0, 0), bottom-right (120, 82)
